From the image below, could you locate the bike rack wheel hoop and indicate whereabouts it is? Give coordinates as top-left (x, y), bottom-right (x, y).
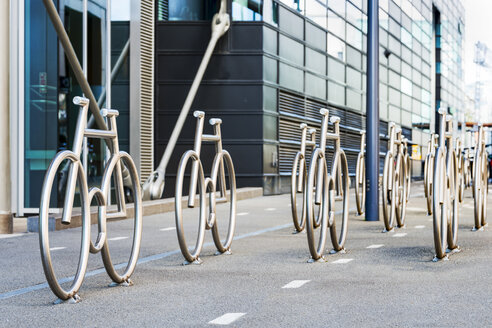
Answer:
top-left (432, 148), bottom-right (449, 260)
top-left (329, 150), bottom-right (349, 252)
top-left (291, 152), bottom-right (307, 232)
top-left (305, 149), bottom-right (329, 261)
top-left (175, 150), bottom-right (207, 264)
top-left (355, 152), bottom-right (365, 216)
top-left (100, 152), bottom-right (143, 283)
top-left (395, 154), bottom-right (407, 228)
top-left (382, 151), bottom-right (396, 232)
top-left (210, 150), bottom-right (237, 254)
top-left (39, 151), bottom-right (91, 301)
top-left (446, 149), bottom-right (459, 250)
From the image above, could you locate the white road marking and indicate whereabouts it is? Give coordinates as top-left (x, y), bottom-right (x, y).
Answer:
top-left (49, 247), bottom-right (66, 251)
top-left (160, 227), bottom-right (176, 232)
top-left (209, 313), bottom-right (246, 325)
top-left (237, 212), bottom-right (249, 216)
top-left (108, 236), bottom-right (128, 241)
top-left (463, 204), bottom-right (473, 209)
top-left (265, 208), bottom-right (276, 211)
top-left (406, 207), bottom-right (424, 211)
top-left (366, 244), bottom-right (384, 249)
top-left (428, 218), bottom-right (433, 222)
top-left (392, 233), bottom-right (407, 238)
top-left (0, 233), bottom-right (25, 239)
top-left (415, 225), bottom-right (425, 229)
top-left (282, 280), bottom-right (310, 289)
top-left (331, 258), bottom-right (353, 264)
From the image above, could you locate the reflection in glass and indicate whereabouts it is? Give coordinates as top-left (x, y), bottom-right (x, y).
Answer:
top-left (327, 33), bottom-right (345, 61)
top-left (328, 10), bottom-right (344, 39)
top-left (305, 0), bottom-right (327, 28)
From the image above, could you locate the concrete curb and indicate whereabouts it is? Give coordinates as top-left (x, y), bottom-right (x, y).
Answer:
top-left (27, 187), bottom-right (263, 232)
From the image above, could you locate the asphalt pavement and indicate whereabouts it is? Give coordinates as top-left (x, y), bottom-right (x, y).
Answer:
top-left (1, 182), bottom-right (492, 327)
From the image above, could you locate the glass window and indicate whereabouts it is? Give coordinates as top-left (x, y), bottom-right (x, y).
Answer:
top-left (329, 0), bottom-right (345, 18)
top-left (168, 0), bottom-right (218, 21)
top-left (278, 0), bottom-right (305, 13)
top-left (327, 33), bottom-right (345, 61)
top-left (401, 27), bottom-right (412, 49)
top-left (346, 24), bottom-right (362, 50)
top-left (328, 10), bottom-right (345, 39)
top-left (346, 1), bottom-right (362, 30)
top-left (305, 0), bottom-right (327, 28)
top-left (401, 76), bottom-right (412, 96)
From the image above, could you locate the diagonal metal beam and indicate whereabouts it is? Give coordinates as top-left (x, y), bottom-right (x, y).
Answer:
top-left (42, 0), bottom-right (107, 131)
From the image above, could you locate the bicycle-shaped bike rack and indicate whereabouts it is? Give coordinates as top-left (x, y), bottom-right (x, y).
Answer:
top-left (305, 108), bottom-right (349, 261)
top-left (472, 124), bottom-right (489, 231)
top-left (382, 122), bottom-right (408, 232)
top-left (39, 97), bottom-right (143, 302)
top-left (355, 130), bottom-right (366, 215)
top-left (432, 109), bottom-right (460, 260)
top-left (291, 124), bottom-right (317, 233)
top-left (175, 111), bottom-right (237, 264)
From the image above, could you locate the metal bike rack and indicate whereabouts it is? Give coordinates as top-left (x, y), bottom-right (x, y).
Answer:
top-left (142, 0), bottom-right (230, 200)
top-left (175, 111), bottom-right (236, 264)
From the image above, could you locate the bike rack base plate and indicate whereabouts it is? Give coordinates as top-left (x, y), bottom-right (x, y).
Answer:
top-left (183, 258), bottom-right (203, 266)
top-left (53, 294), bottom-right (81, 305)
top-left (214, 250), bottom-right (232, 256)
top-left (329, 248), bottom-right (346, 255)
top-left (307, 257), bottom-right (326, 263)
top-left (432, 255), bottom-right (449, 262)
top-left (109, 279), bottom-right (133, 288)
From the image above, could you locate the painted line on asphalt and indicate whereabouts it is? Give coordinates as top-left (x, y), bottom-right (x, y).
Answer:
top-left (406, 207), bottom-right (425, 212)
top-left (428, 218), bottom-right (433, 222)
top-left (237, 212), bottom-right (249, 216)
top-left (108, 236), bottom-right (128, 241)
top-left (0, 223), bottom-right (292, 300)
top-left (282, 280), bottom-right (310, 289)
top-left (160, 227), bottom-right (176, 232)
top-left (366, 244), bottom-right (384, 249)
top-left (209, 313), bottom-right (246, 325)
top-left (49, 247), bottom-right (66, 251)
top-left (392, 233), bottom-right (407, 238)
top-left (331, 259), bottom-right (353, 264)
top-left (415, 225), bottom-right (425, 229)
top-left (265, 208), bottom-right (276, 211)
top-left (0, 233), bottom-right (28, 240)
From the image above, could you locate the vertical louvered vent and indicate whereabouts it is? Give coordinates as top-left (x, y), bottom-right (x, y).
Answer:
top-left (157, 0), bottom-right (169, 21)
top-left (139, 0), bottom-right (154, 183)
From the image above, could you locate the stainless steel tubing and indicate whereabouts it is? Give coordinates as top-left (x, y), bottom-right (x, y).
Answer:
top-left (305, 148), bottom-right (329, 261)
top-left (355, 131), bottom-right (366, 215)
top-left (42, 0), bottom-right (106, 132)
top-left (143, 0), bottom-right (230, 200)
top-left (39, 151), bottom-right (91, 301)
top-left (329, 149), bottom-right (349, 251)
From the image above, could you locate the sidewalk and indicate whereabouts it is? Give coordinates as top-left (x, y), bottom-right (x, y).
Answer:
top-left (1, 182), bottom-right (491, 327)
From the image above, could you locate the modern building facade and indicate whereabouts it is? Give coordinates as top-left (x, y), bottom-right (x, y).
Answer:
top-left (155, 0), bottom-right (466, 195)
top-left (0, 0), bottom-right (465, 232)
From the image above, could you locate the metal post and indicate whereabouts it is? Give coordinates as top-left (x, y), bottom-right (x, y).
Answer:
top-left (365, 0), bottom-right (379, 221)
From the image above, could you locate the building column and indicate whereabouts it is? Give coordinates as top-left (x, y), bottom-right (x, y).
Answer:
top-left (365, 0), bottom-right (380, 221)
top-left (0, 0), bottom-right (12, 233)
